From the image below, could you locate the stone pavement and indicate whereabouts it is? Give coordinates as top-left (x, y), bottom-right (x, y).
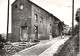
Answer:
top-left (12, 36), bottom-right (69, 56)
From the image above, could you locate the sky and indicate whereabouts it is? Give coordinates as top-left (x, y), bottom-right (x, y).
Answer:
top-left (0, 0), bottom-right (80, 34)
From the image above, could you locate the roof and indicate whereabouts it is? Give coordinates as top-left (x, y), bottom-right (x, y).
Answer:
top-left (28, 0), bottom-right (60, 20)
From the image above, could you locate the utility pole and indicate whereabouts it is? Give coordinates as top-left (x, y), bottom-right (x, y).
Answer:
top-left (72, 0), bottom-right (74, 37)
top-left (6, 0), bottom-right (10, 41)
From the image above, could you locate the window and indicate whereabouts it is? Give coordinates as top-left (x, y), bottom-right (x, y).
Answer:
top-left (15, 5), bottom-right (17, 8)
top-left (40, 17), bottom-right (43, 24)
top-left (35, 26), bottom-right (38, 33)
top-left (50, 17), bottom-right (51, 22)
top-left (20, 5), bottom-right (23, 10)
top-left (34, 14), bottom-right (38, 22)
top-left (19, 3), bottom-right (24, 10)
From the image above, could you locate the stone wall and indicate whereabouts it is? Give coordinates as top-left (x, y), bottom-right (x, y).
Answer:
top-left (11, 0), bottom-right (62, 42)
top-left (31, 3), bottom-right (56, 40)
top-left (12, 0), bottom-right (32, 42)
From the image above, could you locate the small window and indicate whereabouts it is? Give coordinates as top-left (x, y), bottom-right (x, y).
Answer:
top-left (50, 17), bottom-right (51, 22)
top-left (34, 14), bottom-right (38, 22)
top-left (40, 17), bottom-right (43, 24)
top-left (20, 5), bottom-right (23, 10)
top-left (15, 5), bottom-right (17, 8)
top-left (19, 3), bottom-right (24, 10)
top-left (35, 26), bottom-right (37, 32)
top-left (34, 26), bottom-right (38, 33)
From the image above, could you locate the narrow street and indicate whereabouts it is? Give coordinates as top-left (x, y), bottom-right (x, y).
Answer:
top-left (39, 36), bottom-right (69, 56)
top-left (13, 36), bottom-right (69, 56)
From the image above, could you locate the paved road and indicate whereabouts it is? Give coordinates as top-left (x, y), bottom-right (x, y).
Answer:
top-left (39, 37), bottom-right (69, 56)
top-left (13, 36), bottom-right (69, 56)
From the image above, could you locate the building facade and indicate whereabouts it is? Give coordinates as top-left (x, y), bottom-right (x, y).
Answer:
top-left (11, 0), bottom-right (62, 42)
top-left (63, 25), bottom-right (70, 35)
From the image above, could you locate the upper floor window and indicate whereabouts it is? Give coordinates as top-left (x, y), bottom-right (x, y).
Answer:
top-left (40, 17), bottom-right (43, 24)
top-left (15, 4), bottom-right (18, 8)
top-left (34, 14), bottom-right (38, 22)
top-left (19, 3), bottom-right (24, 10)
top-left (50, 17), bottom-right (51, 22)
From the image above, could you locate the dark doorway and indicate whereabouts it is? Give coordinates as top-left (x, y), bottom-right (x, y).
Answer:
top-left (35, 26), bottom-right (38, 40)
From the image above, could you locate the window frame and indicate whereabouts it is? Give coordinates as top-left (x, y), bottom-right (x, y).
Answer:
top-left (34, 14), bottom-right (38, 23)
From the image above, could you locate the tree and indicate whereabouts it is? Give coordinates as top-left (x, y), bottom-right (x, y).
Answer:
top-left (75, 8), bottom-right (80, 22)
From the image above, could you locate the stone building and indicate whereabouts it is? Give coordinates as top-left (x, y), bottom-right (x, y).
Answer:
top-left (11, 0), bottom-right (62, 42)
top-left (63, 25), bottom-right (70, 35)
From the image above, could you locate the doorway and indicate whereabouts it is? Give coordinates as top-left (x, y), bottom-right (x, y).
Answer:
top-left (35, 26), bottom-right (38, 40)
top-left (21, 27), bottom-right (28, 41)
